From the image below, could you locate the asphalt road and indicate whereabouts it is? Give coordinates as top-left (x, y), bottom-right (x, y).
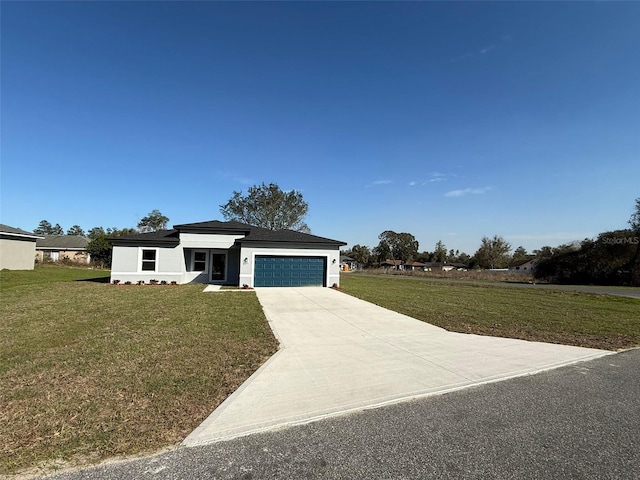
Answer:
top-left (42, 349), bottom-right (640, 480)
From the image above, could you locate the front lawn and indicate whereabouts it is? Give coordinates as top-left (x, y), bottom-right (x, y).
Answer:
top-left (340, 275), bottom-right (640, 350)
top-left (0, 266), bottom-right (278, 476)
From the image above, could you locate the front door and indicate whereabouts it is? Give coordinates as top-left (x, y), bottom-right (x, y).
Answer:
top-left (211, 253), bottom-right (226, 282)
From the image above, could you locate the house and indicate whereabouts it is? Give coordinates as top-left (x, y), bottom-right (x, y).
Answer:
top-left (0, 224), bottom-right (43, 270)
top-left (340, 255), bottom-right (360, 271)
top-left (381, 259), bottom-right (404, 270)
top-left (403, 261), bottom-right (426, 272)
top-left (110, 220), bottom-right (346, 287)
top-left (423, 262), bottom-right (468, 272)
top-left (509, 258), bottom-right (537, 274)
top-left (36, 235), bottom-right (91, 263)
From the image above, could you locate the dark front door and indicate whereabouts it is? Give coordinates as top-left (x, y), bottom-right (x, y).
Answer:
top-left (211, 253), bottom-right (226, 281)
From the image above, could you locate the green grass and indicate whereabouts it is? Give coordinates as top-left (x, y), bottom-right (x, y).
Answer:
top-left (340, 275), bottom-right (640, 350)
top-left (0, 263), bottom-right (110, 288)
top-left (0, 266), bottom-right (278, 476)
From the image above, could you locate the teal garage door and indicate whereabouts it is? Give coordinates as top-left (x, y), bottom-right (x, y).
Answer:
top-left (254, 256), bottom-right (326, 287)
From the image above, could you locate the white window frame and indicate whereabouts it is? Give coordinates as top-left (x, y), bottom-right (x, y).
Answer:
top-left (190, 250), bottom-right (209, 272)
top-left (139, 247), bottom-right (159, 272)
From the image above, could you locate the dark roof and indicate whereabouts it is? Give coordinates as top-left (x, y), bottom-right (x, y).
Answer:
top-left (108, 221), bottom-right (345, 247)
top-left (509, 257), bottom-right (537, 267)
top-left (109, 229), bottom-right (180, 245)
top-left (173, 220), bottom-right (252, 234)
top-left (240, 225), bottom-right (346, 245)
top-left (382, 259), bottom-right (403, 266)
top-left (36, 235), bottom-right (89, 249)
top-left (0, 224), bottom-right (42, 239)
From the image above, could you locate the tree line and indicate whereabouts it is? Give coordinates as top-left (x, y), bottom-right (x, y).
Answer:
top-left (534, 198), bottom-right (640, 286)
top-left (343, 198), bottom-right (640, 286)
top-left (33, 210), bottom-right (170, 267)
top-left (343, 232), bottom-right (519, 270)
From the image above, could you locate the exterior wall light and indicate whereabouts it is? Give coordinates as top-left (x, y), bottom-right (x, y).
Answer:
top-left (243, 257), bottom-right (248, 264)
top-left (332, 259), bottom-right (336, 264)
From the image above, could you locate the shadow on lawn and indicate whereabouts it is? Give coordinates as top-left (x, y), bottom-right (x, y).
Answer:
top-left (76, 276), bottom-right (111, 284)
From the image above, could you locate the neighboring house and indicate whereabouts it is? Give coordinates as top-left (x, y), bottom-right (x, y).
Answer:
top-left (110, 220), bottom-right (346, 287)
top-left (424, 262), bottom-right (468, 272)
top-left (0, 224), bottom-right (43, 270)
top-left (403, 261), bottom-right (426, 272)
top-left (381, 259), bottom-right (404, 270)
top-left (509, 258), bottom-right (537, 274)
top-left (36, 235), bottom-right (91, 263)
top-left (340, 255), bottom-right (360, 272)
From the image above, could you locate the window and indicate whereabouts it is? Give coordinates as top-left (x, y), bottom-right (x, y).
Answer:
top-left (141, 249), bottom-right (157, 271)
top-left (191, 250), bottom-right (208, 272)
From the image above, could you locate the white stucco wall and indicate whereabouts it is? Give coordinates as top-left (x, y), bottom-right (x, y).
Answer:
top-left (180, 233), bottom-right (244, 249)
top-left (111, 245), bottom-right (185, 283)
top-left (238, 243), bottom-right (342, 288)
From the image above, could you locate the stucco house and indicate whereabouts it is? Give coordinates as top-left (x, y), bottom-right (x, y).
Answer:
top-left (509, 258), bottom-right (537, 274)
top-left (36, 235), bottom-right (91, 263)
top-left (0, 224), bottom-right (43, 270)
top-left (110, 220), bottom-right (346, 287)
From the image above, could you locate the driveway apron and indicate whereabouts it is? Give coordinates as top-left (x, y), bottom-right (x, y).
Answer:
top-left (183, 287), bottom-right (610, 446)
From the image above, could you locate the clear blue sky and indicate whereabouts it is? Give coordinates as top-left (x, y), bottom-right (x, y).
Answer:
top-left (1, 1), bottom-right (639, 254)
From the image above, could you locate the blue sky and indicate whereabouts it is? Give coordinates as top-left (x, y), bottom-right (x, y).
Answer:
top-left (1, 1), bottom-right (639, 254)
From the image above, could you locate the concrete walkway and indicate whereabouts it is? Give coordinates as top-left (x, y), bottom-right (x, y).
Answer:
top-left (183, 287), bottom-right (611, 447)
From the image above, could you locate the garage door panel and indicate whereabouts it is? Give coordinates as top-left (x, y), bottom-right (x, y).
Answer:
top-left (254, 256), bottom-right (326, 287)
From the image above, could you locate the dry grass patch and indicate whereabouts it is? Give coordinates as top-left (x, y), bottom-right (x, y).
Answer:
top-left (0, 267), bottom-right (278, 476)
top-left (340, 275), bottom-right (640, 350)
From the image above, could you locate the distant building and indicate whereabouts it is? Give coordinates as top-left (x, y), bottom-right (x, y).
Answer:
top-left (36, 235), bottom-right (91, 263)
top-left (509, 258), bottom-right (537, 274)
top-left (0, 224), bottom-right (43, 270)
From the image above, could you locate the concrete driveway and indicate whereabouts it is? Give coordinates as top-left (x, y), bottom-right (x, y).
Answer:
top-left (184, 287), bottom-right (610, 447)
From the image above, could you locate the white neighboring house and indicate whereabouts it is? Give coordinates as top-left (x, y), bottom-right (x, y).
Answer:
top-left (0, 224), bottom-right (43, 270)
top-left (509, 258), bottom-right (537, 274)
top-left (110, 220), bottom-right (346, 287)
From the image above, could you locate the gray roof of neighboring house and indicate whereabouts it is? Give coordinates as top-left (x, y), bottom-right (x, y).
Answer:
top-left (0, 224), bottom-right (43, 239)
top-left (110, 221), bottom-right (346, 246)
top-left (36, 235), bottom-right (90, 250)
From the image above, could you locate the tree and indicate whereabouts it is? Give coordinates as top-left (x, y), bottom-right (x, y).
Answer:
top-left (86, 234), bottom-right (113, 268)
top-left (88, 227), bottom-right (106, 240)
top-left (535, 230), bottom-right (638, 286)
top-left (348, 244), bottom-right (371, 267)
top-left (629, 197), bottom-right (640, 233)
top-left (433, 241), bottom-right (447, 263)
top-left (628, 197), bottom-right (640, 285)
top-left (512, 246), bottom-right (528, 262)
top-left (138, 209), bottom-right (169, 232)
top-left (473, 235), bottom-right (512, 269)
top-left (86, 227), bottom-right (138, 267)
top-left (376, 230), bottom-right (419, 263)
top-left (34, 220), bottom-right (63, 235)
top-left (67, 225), bottom-right (86, 236)
top-left (220, 182), bottom-right (310, 232)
